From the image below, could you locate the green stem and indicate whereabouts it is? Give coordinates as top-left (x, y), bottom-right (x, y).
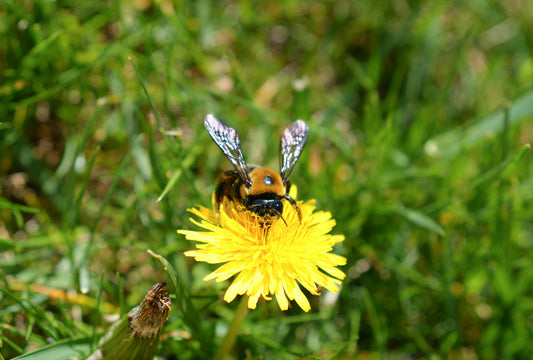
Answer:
top-left (213, 296), bottom-right (249, 360)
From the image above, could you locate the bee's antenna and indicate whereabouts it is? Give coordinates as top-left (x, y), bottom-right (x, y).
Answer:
top-left (266, 206), bottom-right (288, 227)
top-left (275, 210), bottom-right (288, 227)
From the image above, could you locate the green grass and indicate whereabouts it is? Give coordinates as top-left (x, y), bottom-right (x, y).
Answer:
top-left (2, 0), bottom-right (533, 359)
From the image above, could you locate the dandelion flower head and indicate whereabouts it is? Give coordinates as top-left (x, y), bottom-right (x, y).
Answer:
top-left (178, 186), bottom-right (346, 312)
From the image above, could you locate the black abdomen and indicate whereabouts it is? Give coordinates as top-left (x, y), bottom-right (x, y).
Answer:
top-left (215, 170), bottom-right (244, 205)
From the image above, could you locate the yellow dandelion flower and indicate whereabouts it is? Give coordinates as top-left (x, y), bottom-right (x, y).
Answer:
top-left (178, 187), bottom-right (346, 312)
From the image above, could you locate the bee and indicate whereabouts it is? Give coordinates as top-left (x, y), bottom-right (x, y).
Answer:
top-left (204, 114), bottom-right (309, 225)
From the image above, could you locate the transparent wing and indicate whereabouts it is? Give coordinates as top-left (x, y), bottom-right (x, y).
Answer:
top-left (280, 119), bottom-right (309, 184)
top-left (204, 114), bottom-right (251, 187)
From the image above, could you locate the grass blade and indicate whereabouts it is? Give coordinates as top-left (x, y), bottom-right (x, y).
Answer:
top-left (425, 90), bottom-right (533, 158)
top-left (394, 206), bottom-right (446, 236)
top-left (11, 337), bottom-right (91, 360)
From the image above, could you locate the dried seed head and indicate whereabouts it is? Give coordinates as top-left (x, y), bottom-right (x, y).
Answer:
top-left (129, 282), bottom-right (171, 339)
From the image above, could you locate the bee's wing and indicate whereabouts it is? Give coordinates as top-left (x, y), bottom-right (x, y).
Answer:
top-left (280, 120), bottom-right (309, 185)
top-left (204, 114), bottom-right (252, 187)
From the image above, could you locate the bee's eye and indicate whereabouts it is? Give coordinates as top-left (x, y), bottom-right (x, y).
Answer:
top-left (263, 175), bottom-right (274, 185)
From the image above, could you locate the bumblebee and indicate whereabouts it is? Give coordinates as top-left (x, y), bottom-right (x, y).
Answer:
top-left (204, 114), bottom-right (309, 225)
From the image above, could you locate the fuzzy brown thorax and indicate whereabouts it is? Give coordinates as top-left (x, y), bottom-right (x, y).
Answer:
top-left (240, 167), bottom-right (285, 198)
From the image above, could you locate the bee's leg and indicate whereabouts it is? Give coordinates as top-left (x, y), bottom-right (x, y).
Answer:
top-left (283, 195), bottom-right (302, 222)
top-left (284, 180), bottom-right (292, 195)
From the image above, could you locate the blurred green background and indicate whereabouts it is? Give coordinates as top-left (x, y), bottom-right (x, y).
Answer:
top-left (1, 0), bottom-right (533, 359)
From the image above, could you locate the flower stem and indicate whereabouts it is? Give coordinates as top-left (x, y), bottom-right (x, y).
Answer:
top-left (213, 295), bottom-right (249, 360)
